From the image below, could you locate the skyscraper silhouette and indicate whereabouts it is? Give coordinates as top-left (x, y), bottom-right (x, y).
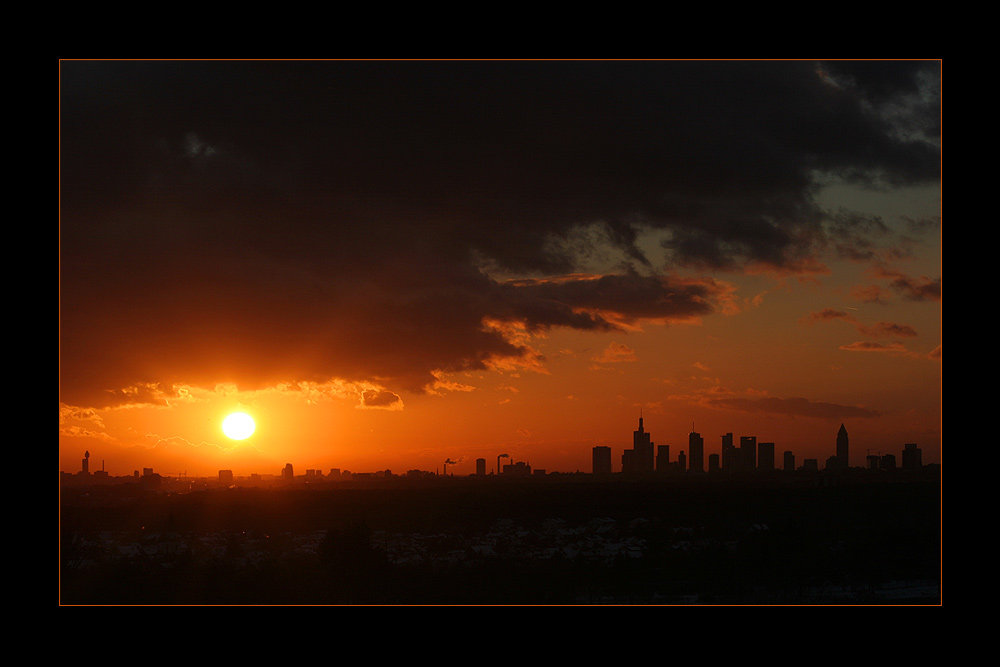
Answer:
top-left (689, 430), bottom-right (704, 473)
top-left (740, 436), bottom-right (757, 472)
top-left (623, 415), bottom-right (655, 473)
top-left (592, 446), bottom-right (612, 475)
top-left (758, 442), bottom-right (775, 471)
top-left (721, 433), bottom-right (737, 471)
top-left (837, 424), bottom-right (849, 468)
top-left (902, 443), bottom-right (922, 471)
top-left (656, 445), bottom-right (670, 472)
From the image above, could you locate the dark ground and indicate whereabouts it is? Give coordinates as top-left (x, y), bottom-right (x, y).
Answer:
top-left (60, 470), bottom-right (941, 605)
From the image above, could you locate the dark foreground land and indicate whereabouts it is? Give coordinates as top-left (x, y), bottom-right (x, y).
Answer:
top-left (60, 470), bottom-right (941, 605)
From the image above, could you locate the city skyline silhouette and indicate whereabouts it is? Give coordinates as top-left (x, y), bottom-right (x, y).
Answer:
top-left (61, 417), bottom-right (928, 482)
top-left (60, 414), bottom-right (940, 604)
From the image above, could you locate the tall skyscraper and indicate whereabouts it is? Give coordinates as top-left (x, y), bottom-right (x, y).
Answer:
top-left (624, 415), bottom-right (655, 473)
top-left (689, 430), bottom-right (704, 473)
top-left (837, 423), bottom-right (849, 468)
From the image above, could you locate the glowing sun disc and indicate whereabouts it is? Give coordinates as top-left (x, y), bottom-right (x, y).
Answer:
top-left (223, 412), bottom-right (256, 440)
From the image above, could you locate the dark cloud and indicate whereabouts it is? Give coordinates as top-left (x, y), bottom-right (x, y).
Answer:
top-left (871, 268), bottom-right (942, 302)
top-left (803, 309), bottom-right (917, 338)
top-left (827, 208), bottom-right (893, 261)
top-left (868, 321), bottom-right (918, 338)
top-left (500, 271), bottom-right (722, 330)
top-left (359, 389), bottom-right (404, 410)
top-left (819, 60), bottom-right (941, 145)
top-left (839, 341), bottom-right (909, 354)
top-left (59, 60), bottom-right (941, 406)
top-left (707, 396), bottom-right (881, 419)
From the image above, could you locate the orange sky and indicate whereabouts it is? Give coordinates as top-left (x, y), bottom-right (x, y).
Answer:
top-left (59, 61), bottom-right (941, 478)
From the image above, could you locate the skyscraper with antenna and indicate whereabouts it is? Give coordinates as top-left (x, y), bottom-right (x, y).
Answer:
top-left (623, 412), bottom-right (655, 473)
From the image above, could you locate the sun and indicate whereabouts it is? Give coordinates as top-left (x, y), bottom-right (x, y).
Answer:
top-left (222, 412), bottom-right (256, 440)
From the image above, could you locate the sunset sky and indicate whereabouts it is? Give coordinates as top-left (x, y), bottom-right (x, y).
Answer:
top-left (59, 60), bottom-right (941, 478)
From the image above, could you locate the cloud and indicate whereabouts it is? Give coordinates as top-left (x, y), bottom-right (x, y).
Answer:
top-left (428, 375), bottom-right (477, 395)
top-left (59, 404), bottom-right (106, 428)
top-left (849, 284), bottom-right (892, 304)
top-left (868, 321), bottom-right (918, 338)
top-left (59, 60), bottom-right (940, 407)
top-left (706, 395), bottom-right (881, 419)
top-left (803, 309), bottom-right (917, 338)
top-left (869, 267), bottom-right (942, 302)
top-left (358, 389), bottom-right (404, 411)
top-left (827, 208), bottom-right (893, 262)
top-left (593, 342), bottom-right (638, 364)
top-left (502, 271), bottom-right (728, 330)
top-left (839, 341), bottom-right (910, 354)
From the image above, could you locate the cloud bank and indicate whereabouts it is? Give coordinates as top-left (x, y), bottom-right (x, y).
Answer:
top-left (60, 60), bottom-right (941, 407)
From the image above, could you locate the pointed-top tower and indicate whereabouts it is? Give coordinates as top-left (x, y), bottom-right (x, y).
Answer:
top-left (837, 423), bottom-right (849, 467)
top-left (631, 413), bottom-right (654, 472)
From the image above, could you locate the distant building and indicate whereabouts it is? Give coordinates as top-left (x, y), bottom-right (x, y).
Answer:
top-left (803, 459), bottom-right (818, 472)
top-left (902, 443), bottom-right (922, 471)
top-left (219, 470), bottom-right (234, 485)
top-left (592, 446), bottom-right (612, 475)
top-left (837, 423), bottom-right (849, 468)
top-left (677, 450), bottom-right (686, 472)
top-left (880, 454), bottom-right (897, 471)
top-left (621, 415), bottom-right (655, 473)
top-left (689, 430), bottom-right (704, 473)
top-left (721, 433), bottom-right (737, 471)
top-left (282, 463), bottom-right (294, 482)
top-left (656, 445), bottom-right (670, 472)
top-left (758, 442), bottom-right (775, 471)
top-left (503, 461), bottom-right (532, 476)
top-left (708, 453), bottom-right (720, 472)
top-left (783, 451), bottom-right (795, 472)
top-left (621, 449), bottom-right (634, 474)
top-left (740, 436), bottom-right (757, 472)
top-left (476, 458), bottom-right (487, 476)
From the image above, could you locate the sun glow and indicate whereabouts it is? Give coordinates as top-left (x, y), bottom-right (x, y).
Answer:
top-left (222, 412), bottom-right (256, 440)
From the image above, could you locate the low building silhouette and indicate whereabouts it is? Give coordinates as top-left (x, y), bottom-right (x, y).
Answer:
top-left (592, 446), bottom-right (612, 475)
